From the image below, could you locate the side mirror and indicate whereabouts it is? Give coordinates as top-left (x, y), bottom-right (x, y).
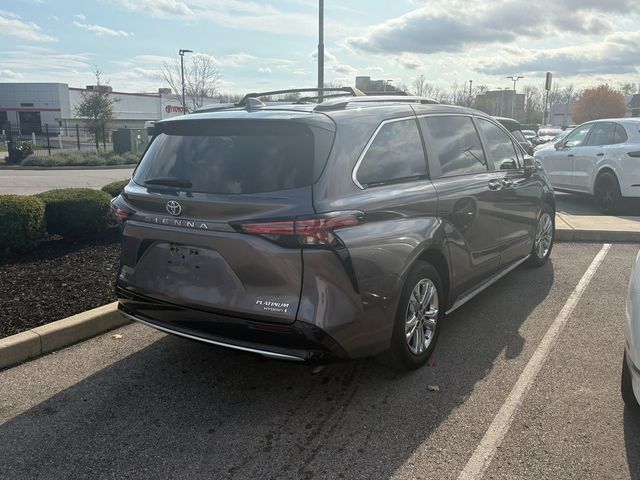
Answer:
top-left (523, 156), bottom-right (536, 176)
top-left (554, 141), bottom-right (565, 150)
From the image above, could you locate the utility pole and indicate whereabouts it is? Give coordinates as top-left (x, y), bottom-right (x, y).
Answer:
top-left (506, 75), bottom-right (523, 118)
top-left (385, 79), bottom-right (393, 93)
top-left (179, 48), bottom-right (193, 114)
top-left (420, 74), bottom-right (424, 96)
top-left (318, 0), bottom-right (324, 102)
top-left (468, 80), bottom-right (473, 106)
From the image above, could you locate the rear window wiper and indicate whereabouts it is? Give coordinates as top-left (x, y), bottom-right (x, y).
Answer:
top-left (144, 177), bottom-right (193, 188)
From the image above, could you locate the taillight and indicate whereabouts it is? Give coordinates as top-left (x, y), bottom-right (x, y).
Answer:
top-left (110, 195), bottom-right (135, 221)
top-left (236, 211), bottom-right (363, 248)
top-left (628, 151), bottom-right (640, 158)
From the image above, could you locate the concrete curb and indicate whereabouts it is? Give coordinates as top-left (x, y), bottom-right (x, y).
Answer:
top-left (0, 302), bottom-right (129, 371)
top-left (556, 227), bottom-right (640, 243)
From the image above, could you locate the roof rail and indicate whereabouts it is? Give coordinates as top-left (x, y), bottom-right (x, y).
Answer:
top-left (314, 95), bottom-right (439, 111)
top-left (237, 87), bottom-right (365, 106)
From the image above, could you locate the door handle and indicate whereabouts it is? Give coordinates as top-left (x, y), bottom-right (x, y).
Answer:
top-left (488, 179), bottom-right (502, 191)
top-left (568, 154), bottom-right (574, 157)
top-left (596, 153), bottom-right (604, 157)
top-left (501, 178), bottom-right (514, 189)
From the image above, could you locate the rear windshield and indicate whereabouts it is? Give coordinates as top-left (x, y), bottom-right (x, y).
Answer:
top-left (134, 121), bottom-right (328, 194)
top-left (510, 130), bottom-right (526, 142)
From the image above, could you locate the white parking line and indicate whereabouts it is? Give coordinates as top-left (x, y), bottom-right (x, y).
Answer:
top-left (457, 243), bottom-right (612, 480)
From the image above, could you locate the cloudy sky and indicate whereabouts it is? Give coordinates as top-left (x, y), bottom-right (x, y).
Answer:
top-left (1, 0), bottom-right (639, 94)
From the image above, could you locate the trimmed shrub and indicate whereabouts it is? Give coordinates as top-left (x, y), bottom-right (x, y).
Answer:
top-left (22, 150), bottom-right (140, 167)
top-left (101, 179), bottom-right (129, 197)
top-left (0, 195), bottom-right (46, 254)
top-left (37, 188), bottom-right (113, 238)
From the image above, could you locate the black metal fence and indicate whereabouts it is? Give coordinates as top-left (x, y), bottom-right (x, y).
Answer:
top-left (2, 122), bottom-right (115, 163)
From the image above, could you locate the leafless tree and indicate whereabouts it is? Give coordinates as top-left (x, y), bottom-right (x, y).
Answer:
top-left (161, 54), bottom-right (220, 112)
top-left (619, 82), bottom-right (639, 95)
top-left (217, 92), bottom-right (245, 104)
top-left (521, 85), bottom-right (543, 123)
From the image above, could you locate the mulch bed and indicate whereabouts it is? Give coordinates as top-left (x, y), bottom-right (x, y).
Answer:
top-left (0, 230), bottom-right (121, 338)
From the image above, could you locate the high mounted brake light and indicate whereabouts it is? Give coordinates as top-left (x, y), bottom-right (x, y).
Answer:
top-left (236, 211), bottom-right (363, 247)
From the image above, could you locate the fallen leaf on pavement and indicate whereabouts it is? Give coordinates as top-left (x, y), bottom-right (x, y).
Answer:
top-left (427, 384), bottom-right (440, 392)
top-left (112, 334), bottom-right (123, 339)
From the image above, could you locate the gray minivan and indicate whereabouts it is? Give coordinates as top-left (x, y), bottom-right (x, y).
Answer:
top-left (113, 88), bottom-right (555, 370)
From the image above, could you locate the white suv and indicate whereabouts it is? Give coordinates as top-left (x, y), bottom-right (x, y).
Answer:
top-left (535, 118), bottom-right (640, 213)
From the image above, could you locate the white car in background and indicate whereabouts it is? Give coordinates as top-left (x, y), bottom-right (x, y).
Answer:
top-left (623, 249), bottom-right (640, 410)
top-left (537, 127), bottom-right (564, 144)
top-left (533, 130), bottom-right (571, 153)
top-left (534, 118), bottom-right (640, 213)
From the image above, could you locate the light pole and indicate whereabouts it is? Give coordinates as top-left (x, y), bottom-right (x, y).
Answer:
top-left (179, 48), bottom-right (193, 114)
top-left (385, 79), bottom-right (393, 93)
top-left (506, 75), bottom-right (523, 118)
top-left (468, 79), bottom-right (473, 106)
top-left (420, 74), bottom-right (424, 96)
top-left (318, 0), bottom-right (324, 101)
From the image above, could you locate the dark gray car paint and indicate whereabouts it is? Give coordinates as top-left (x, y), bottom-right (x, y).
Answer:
top-left (116, 101), bottom-right (554, 359)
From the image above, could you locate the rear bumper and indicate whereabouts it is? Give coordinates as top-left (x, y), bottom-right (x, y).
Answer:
top-left (116, 284), bottom-right (348, 363)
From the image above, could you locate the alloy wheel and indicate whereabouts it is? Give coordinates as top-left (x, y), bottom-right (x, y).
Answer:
top-left (534, 213), bottom-right (553, 259)
top-left (405, 279), bottom-right (438, 355)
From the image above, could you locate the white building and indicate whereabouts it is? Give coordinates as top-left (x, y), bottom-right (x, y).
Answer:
top-left (0, 82), bottom-right (218, 134)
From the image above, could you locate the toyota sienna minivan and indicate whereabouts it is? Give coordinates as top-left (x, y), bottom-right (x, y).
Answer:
top-left (113, 87), bottom-right (555, 370)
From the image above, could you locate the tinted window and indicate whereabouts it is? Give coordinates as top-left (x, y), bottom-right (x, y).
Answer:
top-left (585, 123), bottom-right (615, 146)
top-left (564, 124), bottom-right (592, 147)
top-left (133, 121), bottom-right (320, 194)
top-left (420, 116), bottom-right (487, 177)
top-left (477, 119), bottom-right (520, 170)
top-left (614, 124), bottom-right (628, 144)
top-left (356, 118), bottom-right (427, 187)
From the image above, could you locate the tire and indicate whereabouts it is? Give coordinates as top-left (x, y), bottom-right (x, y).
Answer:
top-left (525, 206), bottom-right (554, 268)
top-left (594, 171), bottom-right (623, 214)
top-left (378, 261), bottom-right (443, 370)
top-left (622, 353), bottom-right (640, 410)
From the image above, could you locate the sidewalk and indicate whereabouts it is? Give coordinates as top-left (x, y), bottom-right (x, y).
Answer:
top-left (555, 192), bottom-right (640, 242)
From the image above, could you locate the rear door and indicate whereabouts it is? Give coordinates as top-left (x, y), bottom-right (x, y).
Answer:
top-left (574, 122), bottom-right (615, 192)
top-left (475, 117), bottom-right (541, 266)
top-left (553, 123), bottom-right (594, 189)
top-left (118, 115), bottom-right (335, 324)
top-left (418, 114), bottom-right (504, 296)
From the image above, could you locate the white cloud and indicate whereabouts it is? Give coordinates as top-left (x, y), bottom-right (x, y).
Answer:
top-left (257, 67), bottom-right (272, 74)
top-left (74, 13), bottom-right (86, 20)
top-left (110, 0), bottom-right (193, 18)
top-left (0, 69), bottom-right (24, 80)
top-left (109, 0), bottom-right (315, 35)
top-left (346, 0), bottom-right (634, 55)
top-left (0, 11), bottom-right (56, 42)
top-left (473, 31), bottom-right (640, 76)
top-left (393, 53), bottom-right (423, 70)
top-left (73, 21), bottom-right (132, 37)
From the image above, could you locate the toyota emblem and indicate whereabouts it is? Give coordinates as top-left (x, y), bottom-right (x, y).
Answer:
top-left (166, 200), bottom-right (182, 216)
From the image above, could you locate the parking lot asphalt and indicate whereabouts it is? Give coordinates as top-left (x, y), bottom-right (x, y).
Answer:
top-left (1, 243), bottom-right (639, 480)
top-left (0, 167), bottom-right (134, 195)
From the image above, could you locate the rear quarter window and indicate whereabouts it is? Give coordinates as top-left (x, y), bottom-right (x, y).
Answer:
top-left (355, 118), bottom-right (427, 188)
